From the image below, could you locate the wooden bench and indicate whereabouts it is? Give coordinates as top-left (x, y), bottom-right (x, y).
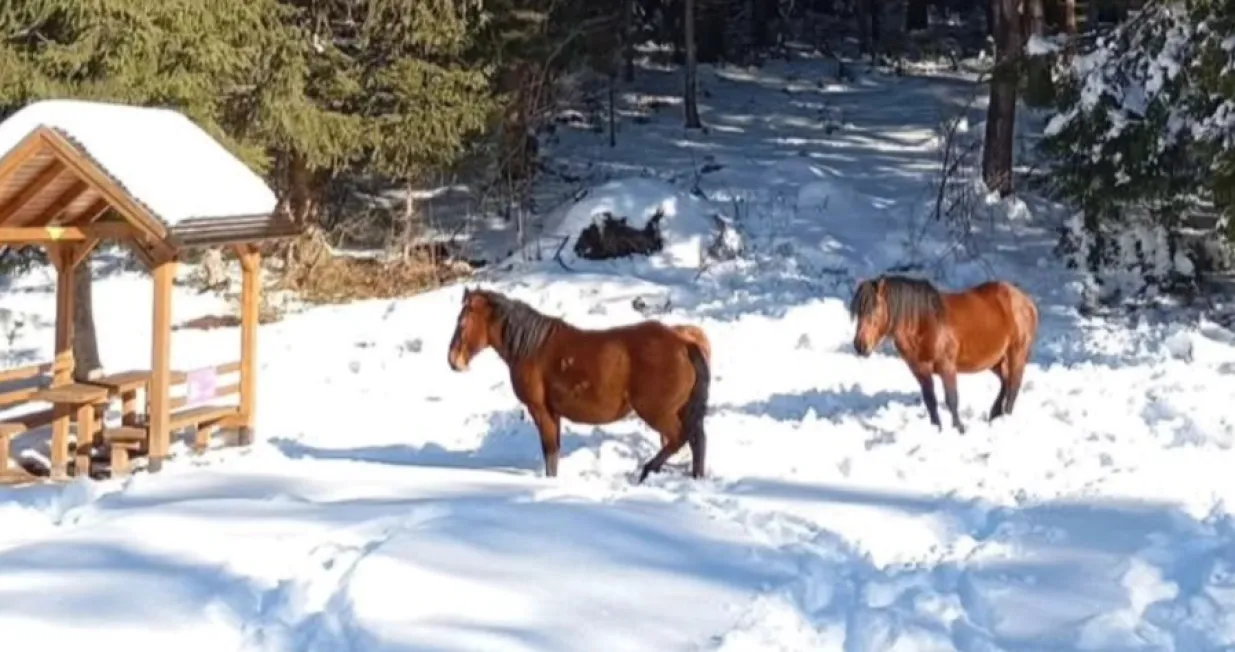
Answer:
top-left (90, 370), bottom-right (153, 478)
top-left (0, 360), bottom-right (69, 483)
top-left (169, 361), bottom-right (241, 453)
top-left (99, 362), bottom-right (241, 477)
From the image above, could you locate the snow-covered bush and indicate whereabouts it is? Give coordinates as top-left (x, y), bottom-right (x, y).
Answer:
top-left (538, 177), bottom-right (742, 271)
top-left (1038, 1), bottom-right (1235, 303)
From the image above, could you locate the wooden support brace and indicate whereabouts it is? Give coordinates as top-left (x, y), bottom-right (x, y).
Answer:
top-left (147, 258), bottom-right (177, 472)
top-left (0, 432), bottom-right (11, 475)
top-left (74, 401), bottom-right (96, 478)
top-left (110, 444), bottom-right (131, 478)
top-left (47, 242), bottom-right (78, 479)
top-left (235, 244), bottom-right (261, 446)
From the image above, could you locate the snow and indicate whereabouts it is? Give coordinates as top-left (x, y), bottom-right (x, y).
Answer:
top-left (0, 99), bottom-right (278, 225)
top-left (1026, 33), bottom-right (1063, 57)
top-left (4, 55), bottom-right (1235, 650)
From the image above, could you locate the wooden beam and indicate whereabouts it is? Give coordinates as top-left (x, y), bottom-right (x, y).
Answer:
top-left (0, 223), bottom-right (136, 243)
top-left (67, 237), bottom-right (101, 270)
top-left (48, 242), bottom-right (78, 480)
top-left (235, 244), bottom-right (260, 446)
top-left (127, 240), bottom-right (157, 269)
top-left (0, 160), bottom-right (63, 226)
top-left (77, 198), bottom-right (112, 225)
top-left (148, 258), bottom-right (177, 472)
top-left (39, 179), bottom-right (89, 225)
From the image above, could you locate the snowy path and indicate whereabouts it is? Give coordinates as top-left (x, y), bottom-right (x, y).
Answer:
top-left (3, 55), bottom-right (1235, 650)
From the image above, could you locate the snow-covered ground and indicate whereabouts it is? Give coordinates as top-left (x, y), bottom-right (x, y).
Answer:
top-left (4, 54), bottom-right (1235, 651)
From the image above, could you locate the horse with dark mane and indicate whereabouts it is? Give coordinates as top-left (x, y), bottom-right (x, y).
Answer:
top-left (447, 288), bottom-right (711, 482)
top-left (849, 274), bottom-right (1039, 433)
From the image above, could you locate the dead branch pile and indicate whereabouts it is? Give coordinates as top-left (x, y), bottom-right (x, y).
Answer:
top-left (281, 227), bottom-right (473, 304)
top-left (573, 210), bottom-right (665, 260)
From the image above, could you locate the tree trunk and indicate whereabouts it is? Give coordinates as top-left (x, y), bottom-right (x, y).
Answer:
top-left (72, 257), bottom-right (102, 382)
top-left (751, 0), bottom-right (768, 49)
top-left (609, 72), bottom-right (618, 147)
top-left (856, 0), bottom-right (870, 56)
top-left (623, 0), bottom-right (636, 82)
top-left (982, 0), bottom-right (1021, 196)
top-left (1026, 0), bottom-right (1045, 36)
top-left (277, 150), bottom-right (322, 276)
top-left (906, 0), bottom-right (929, 31)
top-left (1022, 0), bottom-right (1053, 106)
top-left (1063, 0), bottom-right (1076, 34)
top-left (202, 248), bottom-right (227, 290)
top-left (684, 0), bottom-right (703, 128)
top-left (869, 0), bottom-right (881, 62)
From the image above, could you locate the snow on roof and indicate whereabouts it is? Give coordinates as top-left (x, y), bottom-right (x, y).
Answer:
top-left (0, 99), bottom-right (278, 227)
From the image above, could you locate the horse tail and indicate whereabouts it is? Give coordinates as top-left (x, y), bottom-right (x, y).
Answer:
top-left (681, 340), bottom-right (711, 478)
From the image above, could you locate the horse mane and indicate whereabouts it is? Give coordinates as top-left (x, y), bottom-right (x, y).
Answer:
top-left (477, 290), bottom-right (561, 361)
top-left (849, 274), bottom-right (945, 329)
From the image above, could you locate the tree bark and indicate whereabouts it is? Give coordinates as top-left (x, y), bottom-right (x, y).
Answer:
top-left (869, 0), bottom-right (881, 62)
top-left (1026, 0), bottom-right (1045, 36)
top-left (623, 0), bottom-right (636, 82)
top-left (684, 0), bottom-right (702, 128)
top-left (751, 0), bottom-right (767, 49)
top-left (1063, 0), bottom-right (1076, 34)
top-left (981, 0), bottom-right (1022, 196)
top-left (72, 256), bottom-right (102, 382)
top-left (609, 72), bottom-right (618, 147)
top-left (906, 0), bottom-right (929, 31)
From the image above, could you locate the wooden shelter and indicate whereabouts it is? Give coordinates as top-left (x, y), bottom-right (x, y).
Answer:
top-left (0, 99), bottom-right (300, 480)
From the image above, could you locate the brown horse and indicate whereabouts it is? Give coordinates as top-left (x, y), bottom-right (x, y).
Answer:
top-left (447, 288), bottom-right (711, 482)
top-left (849, 274), bottom-right (1039, 433)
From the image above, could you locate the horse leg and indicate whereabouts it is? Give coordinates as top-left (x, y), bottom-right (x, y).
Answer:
top-left (527, 404), bottom-right (562, 478)
top-left (688, 426), bottom-right (706, 479)
top-left (989, 359), bottom-right (1009, 421)
top-left (940, 366), bottom-right (965, 434)
top-left (638, 438), bottom-right (687, 483)
top-left (635, 413), bottom-right (686, 483)
top-left (912, 369), bottom-right (942, 428)
top-left (1003, 352), bottom-right (1027, 416)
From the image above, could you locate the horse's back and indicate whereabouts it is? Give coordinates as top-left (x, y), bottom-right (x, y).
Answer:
top-left (945, 281), bottom-right (1037, 370)
top-left (566, 320), bottom-right (701, 373)
top-left (972, 280), bottom-right (1038, 333)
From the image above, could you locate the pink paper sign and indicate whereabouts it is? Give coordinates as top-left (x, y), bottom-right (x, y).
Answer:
top-left (185, 367), bottom-right (218, 405)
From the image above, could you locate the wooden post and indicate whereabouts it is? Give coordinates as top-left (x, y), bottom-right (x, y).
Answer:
top-left (148, 257), bottom-right (176, 472)
top-left (235, 245), bottom-right (260, 446)
top-left (74, 401), bottom-right (96, 478)
top-left (48, 243), bottom-right (78, 480)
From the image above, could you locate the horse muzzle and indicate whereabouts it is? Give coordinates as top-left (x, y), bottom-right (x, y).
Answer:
top-left (448, 352), bottom-right (469, 372)
top-left (853, 340), bottom-right (871, 357)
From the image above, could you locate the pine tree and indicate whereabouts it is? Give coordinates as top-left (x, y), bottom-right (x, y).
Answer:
top-left (1039, 1), bottom-right (1235, 299)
